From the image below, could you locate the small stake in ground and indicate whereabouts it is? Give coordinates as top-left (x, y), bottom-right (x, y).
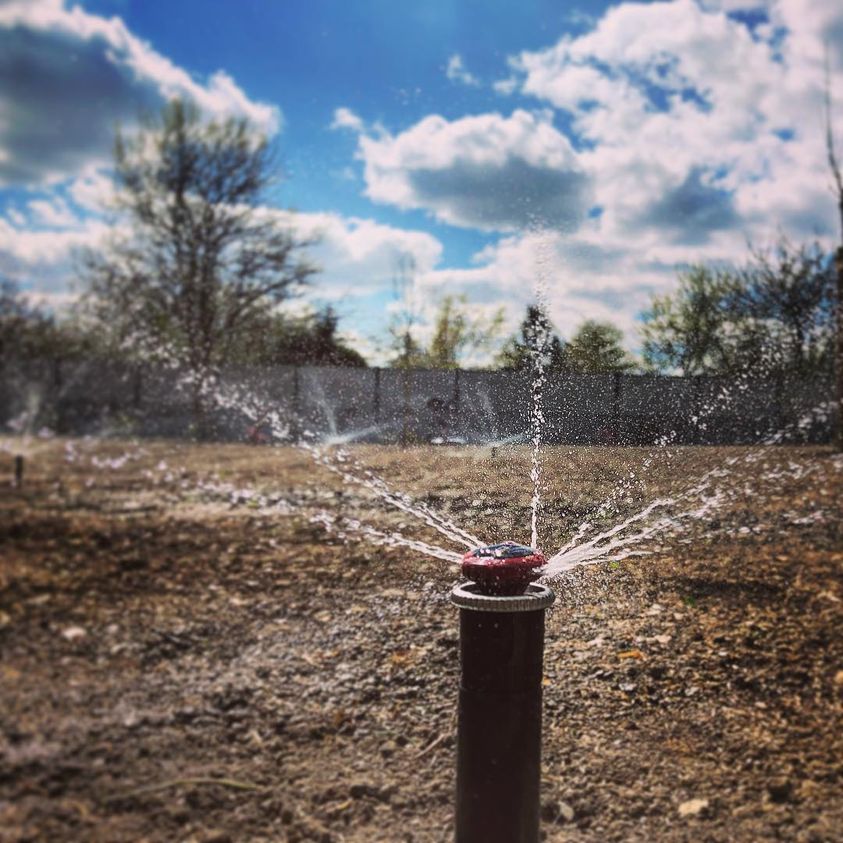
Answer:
top-left (13, 455), bottom-right (24, 489)
top-left (451, 541), bottom-right (553, 843)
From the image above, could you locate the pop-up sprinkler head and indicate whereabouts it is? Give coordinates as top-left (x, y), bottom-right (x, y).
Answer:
top-left (461, 541), bottom-right (546, 596)
top-left (452, 542), bottom-right (554, 843)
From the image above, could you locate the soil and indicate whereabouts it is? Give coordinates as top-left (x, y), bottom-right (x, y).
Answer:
top-left (0, 439), bottom-right (841, 842)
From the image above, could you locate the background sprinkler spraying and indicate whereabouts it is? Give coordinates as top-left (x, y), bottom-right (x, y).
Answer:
top-left (451, 541), bottom-right (554, 843)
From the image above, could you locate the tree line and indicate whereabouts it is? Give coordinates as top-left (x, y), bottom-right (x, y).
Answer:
top-left (0, 98), bottom-right (838, 386)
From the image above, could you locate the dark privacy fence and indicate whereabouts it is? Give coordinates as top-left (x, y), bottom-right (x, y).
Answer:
top-left (0, 358), bottom-right (835, 445)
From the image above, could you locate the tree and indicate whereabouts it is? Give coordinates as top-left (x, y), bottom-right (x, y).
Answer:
top-left (825, 56), bottom-right (843, 449)
top-left (565, 320), bottom-right (635, 373)
top-left (423, 295), bottom-right (504, 369)
top-left (0, 279), bottom-right (75, 361)
top-left (640, 265), bottom-right (739, 375)
top-left (496, 304), bottom-right (567, 372)
top-left (387, 253), bottom-right (426, 369)
top-left (81, 99), bottom-right (316, 426)
top-left (641, 245), bottom-right (835, 378)
top-left (1, 279), bottom-right (43, 361)
top-left (384, 289), bottom-right (503, 445)
top-left (733, 241), bottom-right (834, 376)
top-left (386, 265), bottom-right (503, 369)
top-left (229, 305), bottom-right (366, 367)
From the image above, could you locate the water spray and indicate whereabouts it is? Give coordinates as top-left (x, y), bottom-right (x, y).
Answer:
top-left (451, 541), bottom-right (554, 843)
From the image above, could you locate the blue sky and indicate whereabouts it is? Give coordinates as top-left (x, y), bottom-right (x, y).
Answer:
top-left (1, 0), bottom-right (842, 363)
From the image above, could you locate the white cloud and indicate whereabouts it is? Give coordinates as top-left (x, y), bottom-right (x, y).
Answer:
top-left (272, 209), bottom-right (443, 298)
top-left (505, 0), bottom-right (843, 249)
top-left (28, 196), bottom-right (78, 228)
top-left (419, 228), bottom-right (674, 348)
top-left (6, 208), bottom-right (26, 227)
top-left (355, 109), bottom-right (593, 231)
top-left (331, 107), bottom-right (365, 133)
top-left (68, 166), bottom-right (114, 212)
top-left (0, 0), bottom-right (280, 186)
top-left (0, 211), bottom-right (110, 298)
top-left (446, 54), bottom-right (480, 87)
top-left (492, 77), bottom-right (518, 96)
top-left (1, 198), bottom-right (445, 320)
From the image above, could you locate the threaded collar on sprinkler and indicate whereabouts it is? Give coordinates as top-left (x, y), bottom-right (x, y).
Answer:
top-left (461, 541), bottom-right (547, 596)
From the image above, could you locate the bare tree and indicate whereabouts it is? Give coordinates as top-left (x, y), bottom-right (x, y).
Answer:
top-left (425, 295), bottom-right (504, 369)
top-left (81, 99), bottom-right (317, 431)
top-left (388, 252), bottom-right (424, 368)
top-left (386, 252), bottom-right (421, 446)
top-left (825, 56), bottom-right (843, 450)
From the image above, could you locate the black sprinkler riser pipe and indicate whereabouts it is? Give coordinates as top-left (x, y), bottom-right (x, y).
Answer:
top-left (451, 583), bottom-right (554, 843)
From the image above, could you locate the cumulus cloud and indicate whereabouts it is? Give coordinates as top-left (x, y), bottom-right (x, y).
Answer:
top-left (356, 109), bottom-right (593, 231)
top-left (28, 196), bottom-right (78, 228)
top-left (418, 228), bottom-right (671, 346)
top-left (0, 0), bottom-right (280, 186)
top-left (632, 168), bottom-right (740, 244)
top-left (507, 0), bottom-right (843, 248)
top-left (271, 210), bottom-right (443, 298)
top-left (0, 210), bottom-right (109, 293)
top-left (1, 199), bottom-right (444, 320)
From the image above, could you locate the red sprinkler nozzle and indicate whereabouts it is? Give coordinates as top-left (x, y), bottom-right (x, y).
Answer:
top-left (461, 541), bottom-right (547, 596)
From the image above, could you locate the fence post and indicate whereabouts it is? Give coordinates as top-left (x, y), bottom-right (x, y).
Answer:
top-left (373, 367), bottom-right (381, 424)
top-left (52, 357), bottom-right (63, 433)
top-left (291, 366), bottom-right (302, 441)
top-left (401, 368), bottom-right (411, 447)
top-left (612, 371), bottom-right (622, 444)
top-left (452, 369), bottom-right (461, 437)
top-left (774, 372), bottom-right (785, 441)
top-left (133, 366), bottom-right (143, 410)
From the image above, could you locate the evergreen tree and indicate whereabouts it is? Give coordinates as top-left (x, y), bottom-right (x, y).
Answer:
top-left (496, 304), bottom-right (566, 372)
top-left (565, 320), bottom-right (634, 373)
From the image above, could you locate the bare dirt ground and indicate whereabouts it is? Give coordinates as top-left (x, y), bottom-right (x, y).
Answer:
top-left (0, 438), bottom-right (841, 842)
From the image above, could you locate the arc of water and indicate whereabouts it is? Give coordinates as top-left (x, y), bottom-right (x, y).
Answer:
top-left (174, 373), bottom-right (481, 552)
top-left (557, 382), bottom-right (834, 557)
top-left (545, 496), bottom-right (673, 568)
top-left (301, 441), bottom-right (482, 550)
top-left (565, 373), bottom-right (757, 542)
top-left (546, 455), bottom-right (745, 572)
top-left (311, 510), bottom-right (463, 563)
top-left (544, 425), bottom-right (831, 578)
top-left (321, 425), bottom-right (386, 447)
top-left (351, 457), bottom-right (483, 547)
top-left (543, 491), bottom-right (726, 576)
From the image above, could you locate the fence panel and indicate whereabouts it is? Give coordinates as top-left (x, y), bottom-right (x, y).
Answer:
top-left (377, 369), bottom-right (457, 443)
top-left (456, 370), bottom-right (528, 444)
top-left (297, 366), bottom-right (378, 443)
top-left (0, 359), bottom-right (835, 444)
top-left (543, 373), bottom-right (614, 444)
top-left (0, 359), bottom-right (57, 433)
top-left (53, 360), bottom-right (136, 434)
